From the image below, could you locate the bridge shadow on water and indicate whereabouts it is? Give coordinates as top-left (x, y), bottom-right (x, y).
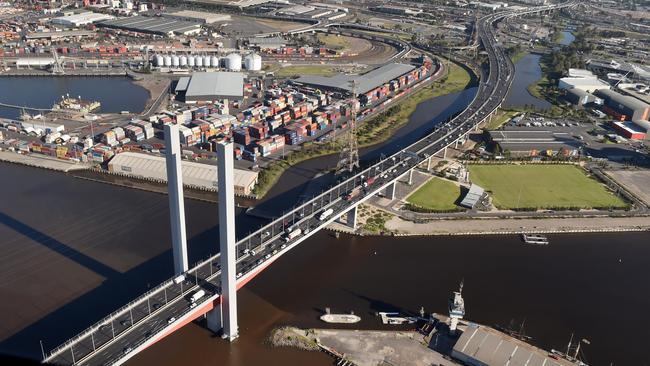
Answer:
top-left (0, 213), bottom-right (237, 360)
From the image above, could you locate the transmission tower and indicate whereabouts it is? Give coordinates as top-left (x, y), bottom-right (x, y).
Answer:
top-left (336, 80), bottom-right (360, 175)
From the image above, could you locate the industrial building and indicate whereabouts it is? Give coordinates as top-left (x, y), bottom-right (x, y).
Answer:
top-left (452, 324), bottom-right (578, 366)
top-left (611, 121), bottom-right (647, 140)
top-left (558, 77), bottom-right (610, 93)
top-left (487, 130), bottom-right (582, 157)
top-left (51, 12), bottom-right (114, 27)
top-left (98, 16), bottom-right (201, 36)
top-left (293, 63), bottom-right (417, 96)
top-left (175, 72), bottom-right (245, 103)
top-left (162, 10), bottom-right (231, 24)
top-left (107, 151), bottom-right (258, 195)
top-left (594, 88), bottom-right (650, 121)
top-left (372, 5), bottom-right (423, 16)
top-left (586, 59), bottom-right (650, 82)
top-left (564, 88), bottom-right (603, 106)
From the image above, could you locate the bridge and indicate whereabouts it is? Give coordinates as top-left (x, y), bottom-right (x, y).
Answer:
top-left (42, 2), bottom-right (576, 365)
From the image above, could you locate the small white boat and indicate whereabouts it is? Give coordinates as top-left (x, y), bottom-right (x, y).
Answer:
top-left (522, 234), bottom-right (549, 245)
top-left (378, 312), bottom-right (417, 325)
top-left (320, 313), bottom-right (361, 324)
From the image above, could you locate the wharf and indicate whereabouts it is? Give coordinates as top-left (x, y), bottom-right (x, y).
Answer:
top-left (0, 150), bottom-right (90, 172)
top-left (0, 69), bottom-right (128, 77)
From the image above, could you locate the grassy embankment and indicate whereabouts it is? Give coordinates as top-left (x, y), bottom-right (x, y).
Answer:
top-left (485, 110), bottom-right (521, 130)
top-left (316, 33), bottom-right (351, 50)
top-left (252, 61), bottom-right (473, 198)
top-left (467, 164), bottom-right (628, 210)
top-left (405, 177), bottom-right (461, 212)
top-left (276, 65), bottom-right (339, 78)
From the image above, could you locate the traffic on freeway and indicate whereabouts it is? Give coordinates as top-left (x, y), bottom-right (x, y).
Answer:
top-left (45, 2), bottom-right (576, 365)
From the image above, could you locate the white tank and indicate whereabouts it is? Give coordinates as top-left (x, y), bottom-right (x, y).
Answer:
top-left (225, 53), bottom-right (242, 71)
top-left (154, 55), bottom-right (164, 67)
top-left (196, 56), bottom-right (203, 67)
top-left (244, 53), bottom-right (262, 71)
top-left (188, 55), bottom-right (195, 67)
top-left (203, 55), bottom-right (211, 67)
top-left (211, 56), bottom-right (219, 68)
top-left (163, 55), bottom-right (172, 67)
top-left (179, 55), bottom-right (187, 67)
top-left (171, 55), bottom-right (180, 67)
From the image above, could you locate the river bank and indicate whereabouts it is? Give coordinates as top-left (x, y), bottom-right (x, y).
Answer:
top-left (0, 150), bottom-right (90, 172)
top-left (383, 215), bottom-right (650, 236)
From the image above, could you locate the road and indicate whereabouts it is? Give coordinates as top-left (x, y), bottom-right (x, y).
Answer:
top-left (44, 2), bottom-right (577, 365)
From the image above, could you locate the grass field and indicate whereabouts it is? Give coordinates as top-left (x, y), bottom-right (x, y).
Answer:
top-left (406, 177), bottom-right (461, 211)
top-left (276, 65), bottom-right (338, 78)
top-left (485, 110), bottom-right (520, 130)
top-left (467, 165), bottom-right (628, 210)
top-left (316, 34), bottom-right (350, 50)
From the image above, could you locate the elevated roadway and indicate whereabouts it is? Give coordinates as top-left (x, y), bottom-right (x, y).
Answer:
top-left (43, 2), bottom-right (576, 365)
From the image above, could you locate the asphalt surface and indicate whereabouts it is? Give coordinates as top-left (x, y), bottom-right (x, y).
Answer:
top-left (45, 3), bottom-right (577, 365)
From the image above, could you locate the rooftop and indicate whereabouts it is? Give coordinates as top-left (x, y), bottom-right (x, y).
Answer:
top-left (177, 72), bottom-right (245, 100)
top-left (294, 63), bottom-right (416, 95)
top-left (98, 16), bottom-right (200, 36)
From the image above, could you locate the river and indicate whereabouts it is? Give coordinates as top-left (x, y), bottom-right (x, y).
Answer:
top-left (504, 53), bottom-right (553, 110)
top-left (1, 71), bottom-right (648, 365)
top-left (0, 76), bottom-right (149, 119)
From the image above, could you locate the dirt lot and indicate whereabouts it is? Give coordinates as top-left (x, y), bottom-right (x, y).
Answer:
top-left (606, 169), bottom-right (650, 206)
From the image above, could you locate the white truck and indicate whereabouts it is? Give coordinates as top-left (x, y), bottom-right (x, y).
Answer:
top-left (283, 228), bottom-right (302, 243)
top-left (190, 290), bottom-right (205, 303)
top-left (318, 208), bottom-right (334, 221)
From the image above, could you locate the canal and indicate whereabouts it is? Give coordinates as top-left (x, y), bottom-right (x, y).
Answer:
top-left (0, 76), bottom-right (149, 119)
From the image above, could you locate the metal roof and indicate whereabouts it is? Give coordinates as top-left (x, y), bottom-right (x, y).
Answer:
top-left (98, 16), bottom-right (200, 35)
top-left (460, 184), bottom-right (484, 208)
top-left (294, 63), bottom-right (416, 95)
top-left (108, 151), bottom-right (257, 193)
top-left (453, 324), bottom-right (576, 366)
top-left (595, 89), bottom-right (650, 111)
top-left (183, 72), bottom-right (244, 100)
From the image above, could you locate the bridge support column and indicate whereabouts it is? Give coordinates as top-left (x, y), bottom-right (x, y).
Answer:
top-left (217, 141), bottom-right (238, 341)
top-left (346, 206), bottom-right (357, 230)
top-left (164, 124), bottom-right (188, 275)
top-left (406, 169), bottom-right (413, 185)
top-left (206, 302), bottom-right (222, 333)
top-left (383, 182), bottom-right (396, 200)
top-left (455, 139), bottom-right (460, 149)
top-left (442, 147), bottom-right (447, 159)
top-left (427, 157), bottom-right (433, 172)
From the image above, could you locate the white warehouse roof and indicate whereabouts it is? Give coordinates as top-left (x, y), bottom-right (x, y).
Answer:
top-left (176, 72), bottom-right (245, 102)
top-left (51, 12), bottom-right (114, 27)
top-left (108, 151), bottom-right (257, 195)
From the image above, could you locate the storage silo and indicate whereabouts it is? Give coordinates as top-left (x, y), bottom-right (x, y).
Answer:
top-left (171, 55), bottom-right (180, 67)
top-left (203, 55), bottom-right (211, 68)
top-left (180, 55), bottom-right (188, 67)
top-left (154, 55), bottom-right (164, 67)
top-left (196, 56), bottom-right (203, 67)
top-left (244, 53), bottom-right (262, 71)
top-left (211, 55), bottom-right (219, 69)
top-left (163, 55), bottom-right (172, 67)
top-left (225, 53), bottom-right (242, 71)
top-left (188, 55), bottom-right (196, 67)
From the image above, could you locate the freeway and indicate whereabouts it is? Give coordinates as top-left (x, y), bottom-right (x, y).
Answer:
top-left (44, 2), bottom-right (576, 365)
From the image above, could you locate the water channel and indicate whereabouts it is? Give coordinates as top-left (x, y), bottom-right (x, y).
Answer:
top-left (0, 76), bottom-right (149, 119)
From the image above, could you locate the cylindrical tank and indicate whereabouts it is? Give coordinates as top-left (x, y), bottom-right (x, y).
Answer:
top-left (154, 55), bottom-right (164, 67)
top-left (203, 55), bottom-right (211, 67)
top-left (171, 55), bottom-right (180, 67)
top-left (163, 55), bottom-right (172, 67)
top-left (180, 55), bottom-right (187, 67)
top-left (244, 53), bottom-right (262, 71)
top-left (211, 56), bottom-right (219, 68)
top-left (225, 53), bottom-right (242, 71)
top-left (188, 55), bottom-right (195, 67)
top-left (196, 56), bottom-right (203, 67)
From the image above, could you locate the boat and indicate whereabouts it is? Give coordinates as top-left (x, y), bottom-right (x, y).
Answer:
top-left (378, 312), bottom-right (417, 325)
top-left (53, 94), bottom-right (101, 114)
top-left (320, 313), bottom-right (361, 324)
top-left (522, 234), bottom-right (549, 245)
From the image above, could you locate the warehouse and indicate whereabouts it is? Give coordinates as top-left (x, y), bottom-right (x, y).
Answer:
top-left (564, 88), bottom-right (603, 106)
top-left (558, 77), bottom-right (610, 93)
top-left (163, 10), bottom-right (231, 24)
top-left (107, 151), bottom-right (258, 195)
top-left (488, 130), bottom-right (582, 157)
top-left (98, 16), bottom-right (201, 36)
top-left (595, 88), bottom-right (650, 121)
top-left (293, 63), bottom-right (416, 96)
top-left (611, 121), bottom-right (647, 140)
top-left (51, 12), bottom-right (114, 27)
top-left (175, 72), bottom-right (245, 103)
top-left (372, 5), bottom-right (423, 15)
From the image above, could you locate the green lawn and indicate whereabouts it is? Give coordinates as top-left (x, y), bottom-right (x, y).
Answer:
top-left (406, 177), bottom-right (461, 211)
top-left (316, 34), bottom-right (350, 50)
top-left (467, 165), bottom-right (628, 210)
top-left (485, 110), bottom-right (520, 130)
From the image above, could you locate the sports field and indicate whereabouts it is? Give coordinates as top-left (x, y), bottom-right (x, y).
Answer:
top-left (467, 164), bottom-right (628, 210)
top-left (406, 177), bottom-right (460, 211)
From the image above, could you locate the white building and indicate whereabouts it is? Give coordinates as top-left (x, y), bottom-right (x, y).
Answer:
top-left (51, 12), bottom-right (114, 27)
top-left (558, 77), bottom-right (610, 93)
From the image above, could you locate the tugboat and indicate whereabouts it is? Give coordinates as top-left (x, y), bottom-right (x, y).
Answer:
top-left (53, 94), bottom-right (101, 114)
top-left (522, 233), bottom-right (549, 245)
top-left (377, 312), bottom-right (417, 325)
